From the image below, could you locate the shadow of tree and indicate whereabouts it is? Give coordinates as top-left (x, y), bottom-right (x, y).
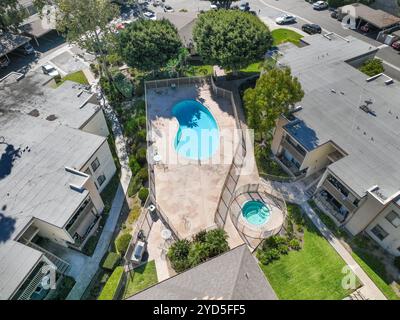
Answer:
top-left (0, 144), bottom-right (21, 181)
top-left (0, 207), bottom-right (16, 243)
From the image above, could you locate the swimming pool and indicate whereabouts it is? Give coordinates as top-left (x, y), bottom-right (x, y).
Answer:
top-left (241, 200), bottom-right (270, 226)
top-left (172, 100), bottom-right (219, 160)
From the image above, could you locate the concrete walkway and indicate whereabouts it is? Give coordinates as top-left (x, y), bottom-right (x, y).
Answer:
top-left (66, 76), bottom-right (132, 300)
top-left (260, 178), bottom-right (387, 300)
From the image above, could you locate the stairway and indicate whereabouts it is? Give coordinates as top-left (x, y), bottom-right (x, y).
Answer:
top-left (28, 242), bottom-right (70, 274)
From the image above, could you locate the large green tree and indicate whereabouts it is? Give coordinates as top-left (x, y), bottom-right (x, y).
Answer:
top-left (34, 0), bottom-right (119, 78)
top-left (193, 10), bottom-right (272, 71)
top-left (243, 67), bottom-right (304, 141)
top-left (118, 19), bottom-right (182, 72)
top-left (0, 0), bottom-right (28, 33)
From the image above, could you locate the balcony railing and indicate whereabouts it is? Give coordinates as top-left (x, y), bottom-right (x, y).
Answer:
top-left (322, 179), bottom-right (357, 212)
top-left (314, 192), bottom-right (348, 224)
top-left (281, 138), bottom-right (306, 163)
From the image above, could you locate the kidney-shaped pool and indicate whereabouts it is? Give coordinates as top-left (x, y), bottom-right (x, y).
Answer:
top-left (172, 99), bottom-right (219, 160)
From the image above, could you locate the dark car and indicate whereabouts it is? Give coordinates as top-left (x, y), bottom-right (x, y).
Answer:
top-left (302, 23), bottom-right (322, 35)
top-left (392, 40), bottom-right (400, 51)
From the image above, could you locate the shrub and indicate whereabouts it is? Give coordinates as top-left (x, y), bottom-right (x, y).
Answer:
top-left (394, 256), bottom-right (400, 271)
top-left (82, 235), bottom-right (99, 256)
top-left (263, 235), bottom-right (288, 250)
top-left (193, 230), bottom-right (207, 243)
top-left (137, 167), bottom-right (148, 181)
top-left (204, 228), bottom-right (229, 257)
top-left (115, 233), bottom-right (132, 255)
top-left (136, 129), bottom-right (147, 144)
top-left (289, 238), bottom-right (301, 251)
top-left (278, 244), bottom-right (289, 255)
top-left (127, 174), bottom-right (143, 197)
top-left (127, 205), bottom-right (141, 225)
top-left (138, 187), bottom-right (149, 203)
top-left (136, 147), bottom-right (147, 165)
top-left (47, 275), bottom-right (76, 300)
top-left (98, 266), bottom-right (124, 300)
top-left (258, 248), bottom-right (281, 265)
top-left (128, 156), bottom-right (141, 176)
top-left (188, 242), bottom-right (209, 267)
top-left (102, 252), bottom-right (121, 271)
top-left (360, 58), bottom-right (384, 77)
top-left (168, 240), bottom-right (191, 272)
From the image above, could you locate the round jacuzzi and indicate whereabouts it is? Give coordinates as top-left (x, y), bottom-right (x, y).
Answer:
top-left (241, 200), bottom-right (271, 226)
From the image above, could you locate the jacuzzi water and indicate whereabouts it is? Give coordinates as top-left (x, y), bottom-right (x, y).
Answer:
top-left (241, 200), bottom-right (271, 226)
top-left (172, 99), bottom-right (219, 160)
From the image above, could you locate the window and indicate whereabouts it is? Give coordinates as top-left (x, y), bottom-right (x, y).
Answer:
top-left (386, 211), bottom-right (400, 228)
top-left (91, 158), bottom-right (100, 172)
top-left (97, 174), bottom-right (106, 186)
top-left (370, 225), bottom-right (389, 241)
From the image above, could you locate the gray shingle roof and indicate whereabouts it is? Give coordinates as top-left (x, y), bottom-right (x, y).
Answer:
top-left (280, 34), bottom-right (400, 199)
top-left (127, 244), bottom-right (277, 300)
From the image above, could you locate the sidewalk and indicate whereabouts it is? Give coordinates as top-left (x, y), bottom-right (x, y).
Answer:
top-left (66, 75), bottom-right (132, 300)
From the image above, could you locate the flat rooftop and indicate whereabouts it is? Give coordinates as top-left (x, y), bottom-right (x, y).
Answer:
top-left (0, 71), bottom-right (106, 299)
top-left (0, 71), bottom-right (100, 130)
top-left (280, 34), bottom-right (400, 200)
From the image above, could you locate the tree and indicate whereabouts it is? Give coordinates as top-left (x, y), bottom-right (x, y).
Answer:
top-left (34, 0), bottom-right (119, 79)
top-left (204, 228), bottom-right (229, 257)
top-left (243, 67), bottom-right (304, 142)
top-left (193, 10), bottom-right (272, 72)
top-left (118, 19), bottom-right (182, 72)
top-left (0, 0), bottom-right (28, 33)
top-left (359, 58), bottom-right (384, 77)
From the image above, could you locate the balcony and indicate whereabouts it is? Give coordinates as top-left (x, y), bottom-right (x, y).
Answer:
top-left (327, 150), bottom-right (344, 163)
top-left (281, 137), bottom-right (306, 163)
top-left (314, 190), bottom-right (349, 224)
top-left (322, 178), bottom-right (357, 212)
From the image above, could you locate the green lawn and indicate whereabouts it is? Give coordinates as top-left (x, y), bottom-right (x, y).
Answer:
top-left (240, 61), bottom-right (264, 73)
top-left (123, 261), bottom-right (158, 298)
top-left (56, 70), bottom-right (89, 87)
top-left (308, 200), bottom-right (400, 300)
top-left (272, 28), bottom-right (304, 46)
top-left (184, 64), bottom-right (213, 77)
top-left (260, 214), bottom-right (358, 300)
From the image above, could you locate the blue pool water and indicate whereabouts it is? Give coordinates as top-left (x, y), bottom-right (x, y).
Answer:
top-left (242, 200), bottom-right (270, 226)
top-left (172, 100), bottom-right (219, 160)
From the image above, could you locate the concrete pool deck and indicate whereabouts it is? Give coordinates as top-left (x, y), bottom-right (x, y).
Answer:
top-left (147, 82), bottom-right (242, 240)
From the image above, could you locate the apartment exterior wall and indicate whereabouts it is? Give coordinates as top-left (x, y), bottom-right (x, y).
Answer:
top-left (344, 193), bottom-right (384, 235)
top-left (271, 116), bottom-right (290, 155)
top-left (30, 218), bottom-right (73, 247)
top-left (81, 140), bottom-right (117, 193)
top-left (81, 109), bottom-right (109, 138)
top-left (300, 142), bottom-right (336, 176)
top-left (365, 202), bottom-right (400, 256)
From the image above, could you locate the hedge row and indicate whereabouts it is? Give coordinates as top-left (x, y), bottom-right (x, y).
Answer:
top-left (98, 266), bottom-right (124, 300)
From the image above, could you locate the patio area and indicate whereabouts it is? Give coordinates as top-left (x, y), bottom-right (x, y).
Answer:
top-left (146, 79), bottom-right (240, 239)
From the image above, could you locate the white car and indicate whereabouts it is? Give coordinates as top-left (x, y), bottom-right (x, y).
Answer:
top-left (275, 14), bottom-right (296, 25)
top-left (210, 3), bottom-right (218, 9)
top-left (41, 64), bottom-right (59, 77)
top-left (164, 5), bottom-right (174, 13)
top-left (143, 11), bottom-right (157, 20)
top-left (312, 1), bottom-right (328, 10)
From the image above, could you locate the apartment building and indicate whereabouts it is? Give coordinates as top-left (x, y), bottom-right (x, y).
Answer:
top-left (271, 33), bottom-right (400, 256)
top-left (0, 72), bottom-right (116, 299)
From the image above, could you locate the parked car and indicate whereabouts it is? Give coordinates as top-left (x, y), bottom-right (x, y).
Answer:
top-left (392, 40), bottom-right (400, 51)
top-left (0, 56), bottom-right (9, 68)
top-left (210, 2), bottom-right (218, 9)
top-left (164, 5), bottom-right (174, 12)
top-left (239, 2), bottom-right (250, 11)
top-left (131, 240), bottom-right (146, 263)
top-left (312, 1), bottom-right (328, 10)
top-left (143, 10), bottom-right (156, 20)
top-left (302, 23), bottom-right (322, 34)
top-left (275, 14), bottom-right (296, 25)
top-left (15, 43), bottom-right (35, 55)
top-left (41, 64), bottom-right (59, 77)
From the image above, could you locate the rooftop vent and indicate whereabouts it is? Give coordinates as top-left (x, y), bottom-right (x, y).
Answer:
top-left (359, 104), bottom-right (376, 116)
top-left (28, 109), bottom-right (39, 117)
top-left (46, 114), bottom-right (57, 121)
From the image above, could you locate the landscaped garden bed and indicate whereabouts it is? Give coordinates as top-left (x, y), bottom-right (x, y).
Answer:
top-left (272, 28), bottom-right (304, 47)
